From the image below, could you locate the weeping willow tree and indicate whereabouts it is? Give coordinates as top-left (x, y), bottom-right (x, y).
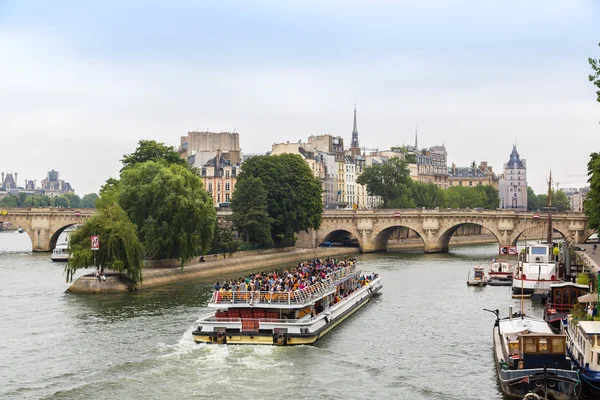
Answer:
top-left (65, 202), bottom-right (143, 283)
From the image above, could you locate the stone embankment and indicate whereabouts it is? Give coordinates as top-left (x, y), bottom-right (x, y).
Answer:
top-left (67, 246), bottom-right (360, 293)
top-left (67, 233), bottom-right (502, 294)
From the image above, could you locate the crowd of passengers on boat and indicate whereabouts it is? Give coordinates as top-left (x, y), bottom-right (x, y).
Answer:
top-left (212, 258), bottom-right (370, 295)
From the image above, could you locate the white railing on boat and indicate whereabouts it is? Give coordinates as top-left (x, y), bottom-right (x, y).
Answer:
top-left (209, 265), bottom-right (357, 306)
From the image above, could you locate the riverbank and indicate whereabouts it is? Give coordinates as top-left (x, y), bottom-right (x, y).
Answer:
top-left (66, 233), bottom-right (501, 293)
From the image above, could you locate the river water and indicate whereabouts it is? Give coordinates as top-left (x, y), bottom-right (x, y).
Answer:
top-left (0, 231), bottom-right (544, 400)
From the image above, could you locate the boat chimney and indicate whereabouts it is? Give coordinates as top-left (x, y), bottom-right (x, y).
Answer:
top-left (509, 306), bottom-right (513, 320)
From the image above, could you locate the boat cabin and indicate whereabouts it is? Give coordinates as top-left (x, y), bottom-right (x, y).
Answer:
top-left (544, 282), bottom-right (589, 322)
top-left (504, 332), bottom-right (570, 370)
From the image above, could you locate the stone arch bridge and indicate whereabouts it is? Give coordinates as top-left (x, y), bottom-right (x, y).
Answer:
top-left (0, 207), bottom-right (234, 252)
top-left (298, 209), bottom-right (593, 253)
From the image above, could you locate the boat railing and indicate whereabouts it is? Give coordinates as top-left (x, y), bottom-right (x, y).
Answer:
top-left (326, 265), bottom-right (357, 283)
top-left (545, 302), bottom-right (575, 314)
top-left (210, 279), bottom-right (336, 306)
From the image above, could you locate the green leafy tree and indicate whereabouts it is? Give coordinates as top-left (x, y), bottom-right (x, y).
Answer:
top-left (39, 194), bottom-right (50, 207)
top-left (357, 157), bottom-right (413, 208)
top-left (537, 194), bottom-right (549, 210)
top-left (590, 42), bottom-right (600, 103)
top-left (553, 190), bottom-right (569, 212)
top-left (80, 193), bottom-right (99, 208)
top-left (230, 176), bottom-right (273, 247)
top-left (410, 182), bottom-right (439, 209)
top-left (209, 226), bottom-right (241, 254)
top-left (446, 186), bottom-right (486, 209)
top-left (65, 193), bottom-right (81, 208)
top-left (118, 161), bottom-right (216, 266)
top-left (476, 185), bottom-right (500, 209)
top-left (585, 152), bottom-right (600, 230)
top-left (22, 196), bottom-right (35, 207)
top-left (237, 154), bottom-right (322, 242)
top-left (17, 192), bottom-right (27, 207)
top-left (66, 202), bottom-right (143, 283)
top-left (54, 195), bottom-right (70, 208)
top-left (121, 140), bottom-right (186, 172)
top-left (527, 187), bottom-right (538, 211)
top-left (0, 195), bottom-right (18, 207)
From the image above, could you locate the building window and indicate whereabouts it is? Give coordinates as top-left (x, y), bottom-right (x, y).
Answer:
top-left (225, 169), bottom-right (230, 178)
top-left (469, 181), bottom-right (472, 186)
top-left (217, 183), bottom-right (221, 191)
top-left (225, 193), bottom-right (230, 202)
top-left (217, 194), bottom-right (221, 202)
top-left (208, 182), bottom-right (213, 192)
top-left (225, 183), bottom-right (230, 191)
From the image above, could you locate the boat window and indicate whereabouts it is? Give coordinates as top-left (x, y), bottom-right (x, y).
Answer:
top-left (524, 337), bottom-right (537, 353)
top-left (531, 247), bottom-right (547, 255)
top-left (538, 338), bottom-right (548, 352)
top-left (551, 338), bottom-right (563, 353)
top-left (597, 352), bottom-right (600, 366)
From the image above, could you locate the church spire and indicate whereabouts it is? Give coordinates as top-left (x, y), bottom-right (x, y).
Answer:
top-left (351, 103), bottom-right (359, 148)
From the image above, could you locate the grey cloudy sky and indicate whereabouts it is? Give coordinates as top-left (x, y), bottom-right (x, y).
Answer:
top-left (1, 0), bottom-right (599, 195)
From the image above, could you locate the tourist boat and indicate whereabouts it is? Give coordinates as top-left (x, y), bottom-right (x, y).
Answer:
top-left (488, 308), bottom-right (579, 399)
top-left (467, 266), bottom-right (487, 286)
top-left (191, 263), bottom-right (382, 345)
top-left (51, 242), bottom-right (69, 262)
top-left (512, 244), bottom-right (561, 295)
top-left (543, 282), bottom-right (589, 331)
top-left (489, 260), bottom-right (513, 281)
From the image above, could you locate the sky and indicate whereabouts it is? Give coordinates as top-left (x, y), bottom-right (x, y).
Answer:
top-left (1, 0), bottom-right (599, 195)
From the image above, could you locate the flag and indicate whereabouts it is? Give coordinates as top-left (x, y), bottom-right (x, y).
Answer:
top-left (519, 376), bottom-right (530, 384)
top-left (492, 258), bottom-right (496, 262)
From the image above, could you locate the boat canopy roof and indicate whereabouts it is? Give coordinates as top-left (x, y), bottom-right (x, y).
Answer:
top-left (499, 317), bottom-right (553, 335)
top-left (550, 282), bottom-right (589, 289)
top-left (578, 321), bottom-right (600, 335)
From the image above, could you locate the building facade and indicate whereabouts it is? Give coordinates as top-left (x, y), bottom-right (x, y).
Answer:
top-left (201, 150), bottom-right (239, 204)
top-left (499, 145), bottom-right (527, 210)
top-left (448, 161), bottom-right (498, 188)
top-left (40, 170), bottom-right (74, 197)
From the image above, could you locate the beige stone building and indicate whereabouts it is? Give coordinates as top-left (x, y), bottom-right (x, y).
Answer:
top-left (448, 161), bottom-right (498, 189)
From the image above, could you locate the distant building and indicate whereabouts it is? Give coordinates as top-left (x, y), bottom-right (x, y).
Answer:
top-left (1, 172), bottom-right (18, 190)
top-left (201, 150), bottom-right (239, 204)
top-left (180, 130), bottom-right (242, 165)
top-left (448, 161), bottom-right (498, 189)
top-left (567, 187), bottom-right (590, 212)
top-left (498, 145), bottom-right (527, 210)
top-left (40, 170), bottom-right (74, 197)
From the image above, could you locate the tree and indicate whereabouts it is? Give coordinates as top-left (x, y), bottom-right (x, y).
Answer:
top-left (527, 187), bottom-right (538, 211)
top-left (446, 186), bottom-right (485, 209)
top-left (0, 195), bottom-right (18, 207)
top-left (22, 196), bottom-right (35, 207)
top-left (64, 193), bottom-right (81, 208)
top-left (54, 195), bottom-right (70, 208)
top-left (590, 42), bottom-right (600, 103)
top-left (230, 176), bottom-right (273, 247)
top-left (585, 152), bottom-right (600, 230)
top-left (66, 202), bottom-right (143, 283)
top-left (356, 157), bottom-right (413, 208)
top-left (80, 193), bottom-right (99, 208)
top-left (411, 182), bottom-right (439, 209)
top-left (236, 154), bottom-right (322, 242)
top-left (118, 161), bottom-right (216, 266)
top-left (476, 185), bottom-right (500, 209)
top-left (553, 190), bottom-right (569, 212)
top-left (121, 140), bottom-right (186, 172)
top-left (209, 226), bottom-right (241, 254)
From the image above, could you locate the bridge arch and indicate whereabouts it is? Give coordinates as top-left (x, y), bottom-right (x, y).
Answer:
top-left (371, 225), bottom-right (425, 252)
top-left (436, 222), bottom-right (501, 253)
top-left (48, 223), bottom-right (79, 251)
top-left (510, 224), bottom-right (566, 245)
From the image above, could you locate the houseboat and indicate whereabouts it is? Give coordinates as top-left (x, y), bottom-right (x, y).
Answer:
top-left (562, 317), bottom-right (600, 393)
top-left (489, 308), bottom-right (579, 399)
top-left (512, 244), bottom-right (561, 295)
top-left (543, 282), bottom-right (589, 331)
top-left (192, 261), bottom-right (382, 345)
top-left (467, 266), bottom-right (487, 286)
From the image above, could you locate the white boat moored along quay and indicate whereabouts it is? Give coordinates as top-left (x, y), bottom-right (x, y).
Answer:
top-left (192, 259), bottom-right (382, 345)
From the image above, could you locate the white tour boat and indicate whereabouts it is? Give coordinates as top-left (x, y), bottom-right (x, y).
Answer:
top-left (467, 266), bottom-right (487, 286)
top-left (489, 260), bottom-right (513, 281)
top-left (488, 308), bottom-right (579, 400)
top-left (192, 262), bottom-right (382, 345)
top-left (512, 244), bottom-right (561, 295)
top-left (51, 242), bottom-right (70, 262)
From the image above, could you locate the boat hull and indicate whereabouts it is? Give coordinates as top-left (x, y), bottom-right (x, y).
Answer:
top-left (193, 283), bottom-right (381, 345)
top-left (493, 325), bottom-right (578, 400)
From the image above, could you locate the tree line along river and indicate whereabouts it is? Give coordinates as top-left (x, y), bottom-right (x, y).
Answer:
top-left (1, 230), bottom-right (535, 400)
